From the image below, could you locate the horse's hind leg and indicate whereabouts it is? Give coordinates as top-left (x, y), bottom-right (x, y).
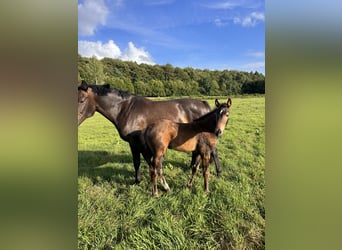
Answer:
top-left (211, 146), bottom-right (222, 177)
top-left (158, 168), bottom-right (170, 192)
top-left (150, 163), bottom-right (158, 197)
top-left (155, 154), bottom-right (170, 192)
top-left (188, 152), bottom-right (201, 188)
top-left (203, 153), bottom-right (211, 193)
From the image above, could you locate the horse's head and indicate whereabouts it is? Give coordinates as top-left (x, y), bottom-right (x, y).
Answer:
top-left (78, 80), bottom-right (96, 126)
top-left (214, 98), bottom-right (232, 136)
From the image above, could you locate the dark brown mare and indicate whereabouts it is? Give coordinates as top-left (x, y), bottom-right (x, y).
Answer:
top-left (78, 80), bottom-right (223, 183)
top-left (142, 98), bottom-right (232, 197)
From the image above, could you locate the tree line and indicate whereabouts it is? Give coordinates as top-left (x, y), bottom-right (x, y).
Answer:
top-left (78, 54), bottom-right (265, 96)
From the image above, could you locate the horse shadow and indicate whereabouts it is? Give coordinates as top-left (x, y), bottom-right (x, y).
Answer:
top-left (78, 150), bottom-right (197, 187)
top-left (78, 150), bottom-right (136, 185)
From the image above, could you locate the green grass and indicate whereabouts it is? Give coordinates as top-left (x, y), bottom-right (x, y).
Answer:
top-left (78, 96), bottom-right (265, 249)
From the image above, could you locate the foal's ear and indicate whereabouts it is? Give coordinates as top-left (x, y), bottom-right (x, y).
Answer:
top-left (215, 99), bottom-right (220, 107)
top-left (79, 80), bottom-right (88, 91)
top-left (227, 98), bottom-right (232, 108)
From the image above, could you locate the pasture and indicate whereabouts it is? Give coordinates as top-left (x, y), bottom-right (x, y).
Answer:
top-left (78, 96), bottom-right (265, 249)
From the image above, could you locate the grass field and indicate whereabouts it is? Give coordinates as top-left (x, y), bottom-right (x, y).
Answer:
top-left (78, 96), bottom-right (265, 249)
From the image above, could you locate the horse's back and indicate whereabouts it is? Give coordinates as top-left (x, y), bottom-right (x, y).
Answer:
top-left (151, 98), bottom-right (210, 123)
top-left (168, 98), bottom-right (211, 121)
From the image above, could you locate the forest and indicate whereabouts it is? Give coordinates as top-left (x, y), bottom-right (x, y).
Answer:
top-left (78, 55), bottom-right (265, 96)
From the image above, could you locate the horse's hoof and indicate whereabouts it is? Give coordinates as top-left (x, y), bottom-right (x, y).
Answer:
top-left (134, 179), bottom-right (141, 185)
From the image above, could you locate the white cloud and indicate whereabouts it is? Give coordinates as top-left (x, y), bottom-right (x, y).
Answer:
top-left (234, 12), bottom-right (264, 27)
top-left (78, 40), bottom-right (121, 58)
top-left (202, 0), bottom-right (263, 10)
top-left (213, 11), bottom-right (264, 28)
top-left (241, 61), bottom-right (265, 71)
top-left (120, 42), bottom-right (155, 65)
top-left (145, 0), bottom-right (175, 6)
top-left (246, 51), bottom-right (264, 58)
top-left (78, 0), bottom-right (109, 36)
top-left (202, 0), bottom-right (245, 9)
top-left (78, 40), bottom-right (155, 65)
top-left (214, 18), bottom-right (230, 27)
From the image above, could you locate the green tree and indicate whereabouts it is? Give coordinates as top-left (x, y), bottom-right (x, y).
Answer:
top-left (209, 80), bottom-right (220, 95)
top-left (77, 55), bottom-right (265, 96)
top-left (149, 80), bottom-right (165, 97)
top-left (150, 65), bottom-right (165, 81)
top-left (162, 63), bottom-right (175, 81)
top-left (188, 80), bottom-right (200, 96)
top-left (105, 76), bottom-right (134, 93)
top-left (86, 56), bottom-right (105, 84)
top-left (135, 81), bottom-right (151, 96)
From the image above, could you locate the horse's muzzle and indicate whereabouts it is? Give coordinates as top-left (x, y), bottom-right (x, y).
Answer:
top-left (215, 129), bottom-right (222, 137)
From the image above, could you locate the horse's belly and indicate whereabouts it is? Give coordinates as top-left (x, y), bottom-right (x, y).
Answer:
top-left (169, 138), bottom-right (197, 152)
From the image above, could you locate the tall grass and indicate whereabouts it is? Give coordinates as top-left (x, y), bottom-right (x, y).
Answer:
top-left (78, 96), bottom-right (265, 249)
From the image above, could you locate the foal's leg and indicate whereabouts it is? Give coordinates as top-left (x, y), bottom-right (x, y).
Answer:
top-left (156, 155), bottom-right (170, 192)
top-left (187, 152), bottom-right (201, 188)
top-left (211, 146), bottom-right (222, 177)
top-left (150, 161), bottom-right (158, 197)
top-left (151, 150), bottom-right (168, 197)
top-left (202, 152), bottom-right (211, 193)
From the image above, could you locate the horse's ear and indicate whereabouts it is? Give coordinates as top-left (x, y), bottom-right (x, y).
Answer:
top-left (79, 80), bottom-right (88, 91)
top-left (103, 84), bottom-right (110, 89)
top-left (227, 98), bottom-right (232, 108)
top-left (215, 99), bottom-right (220, 107)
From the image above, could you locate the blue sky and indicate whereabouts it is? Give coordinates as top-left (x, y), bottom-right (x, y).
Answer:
top-left (78, 0), bottom-right (265, 74)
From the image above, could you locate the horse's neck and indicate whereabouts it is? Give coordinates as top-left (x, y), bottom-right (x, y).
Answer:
top-left (177, 116), bottom-right (215, 139)
top-left (95, 93), bottom-right (130, 137)
top-left (190, 113), bottom-right (216, 134)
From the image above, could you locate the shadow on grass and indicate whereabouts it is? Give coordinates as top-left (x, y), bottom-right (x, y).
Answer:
top-left (78, 150), bottom-right (136, 185)
top-left (78, 150), bottom-right (221, 189)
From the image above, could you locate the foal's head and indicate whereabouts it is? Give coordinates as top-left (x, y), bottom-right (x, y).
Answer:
top-left (214, 98), bottom-right (232, 137)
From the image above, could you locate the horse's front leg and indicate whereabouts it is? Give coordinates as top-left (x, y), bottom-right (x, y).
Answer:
top-left (130, 146), bottom-right (142, 184)
top-left (203, 152), bottom-right (211, 193)
top-left (188, 152), bottom-right (201, 189)
top-left (211, 146), bottom-right (222, 177)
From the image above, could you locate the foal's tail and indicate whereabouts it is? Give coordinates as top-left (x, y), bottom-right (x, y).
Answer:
top-left (140, 128), bottom-right (153, 165)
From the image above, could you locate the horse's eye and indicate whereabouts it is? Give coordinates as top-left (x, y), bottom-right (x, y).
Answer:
top-left (79, 96), bottom-right (88, 103)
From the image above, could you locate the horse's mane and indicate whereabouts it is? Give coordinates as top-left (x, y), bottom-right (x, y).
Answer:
top-left (193, 107), bottom-right (218, 122)
top-left (82, 84), bottom-right (111, 96)
top-left (192, 104), bottom-right (227, 122)
top-left (111, 88), bottom-right (134, 99)
top-left (87, 84), bottom-right (132, 98)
